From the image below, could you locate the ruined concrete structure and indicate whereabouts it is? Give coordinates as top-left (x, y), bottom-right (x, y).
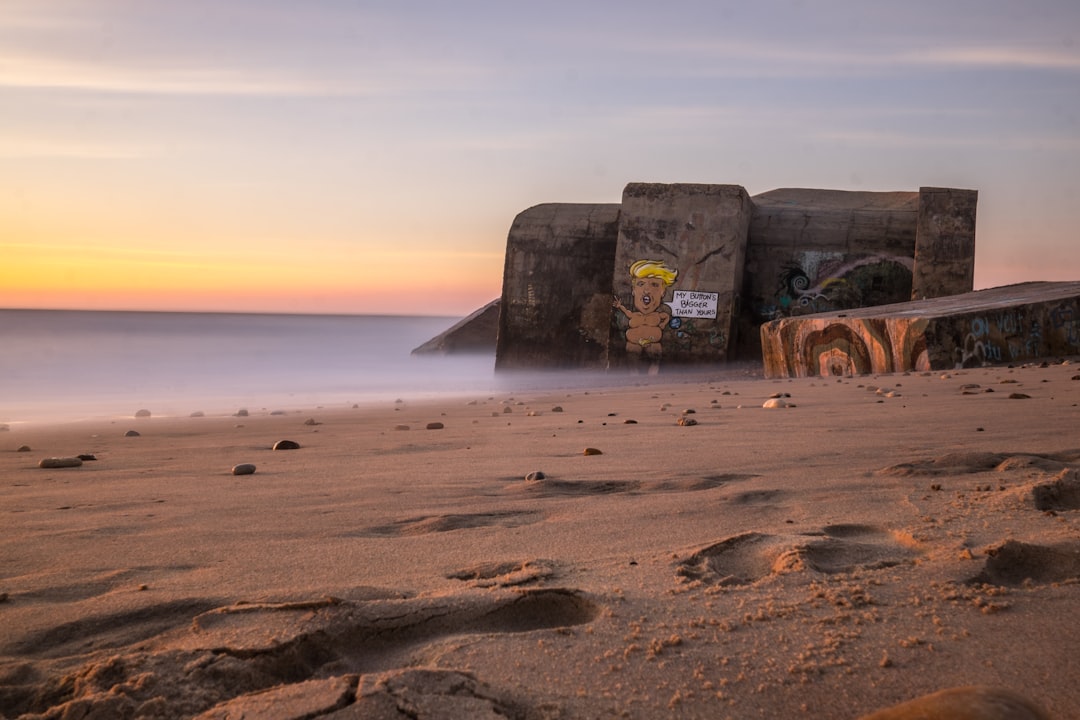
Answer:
top-left (495, 183), bottom-right (978, 372)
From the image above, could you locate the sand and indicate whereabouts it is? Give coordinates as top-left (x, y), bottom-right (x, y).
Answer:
top-left (1, 360), bottom-right (1079, 719)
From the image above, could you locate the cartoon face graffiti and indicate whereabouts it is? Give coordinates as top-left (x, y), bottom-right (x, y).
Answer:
top-left (632, 275), bottom-right (666, 315)
top-left (613, 259), bottom-right (679, 364)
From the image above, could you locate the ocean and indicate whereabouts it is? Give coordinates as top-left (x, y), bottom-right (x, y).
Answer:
top-left (0, 310), bottom-right (507, 424)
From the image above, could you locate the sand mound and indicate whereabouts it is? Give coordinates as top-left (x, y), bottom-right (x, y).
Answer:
top-left (969, 540), bottom-right (1080, 587)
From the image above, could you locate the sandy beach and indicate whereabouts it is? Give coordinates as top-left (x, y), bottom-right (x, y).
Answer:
top-left (2, 361), bottom-right (1079, 719)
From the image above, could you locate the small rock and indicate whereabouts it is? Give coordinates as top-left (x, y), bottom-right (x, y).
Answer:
top-left (303, 418), bottom-right (321, 426)
top-left (39, 457), bottom-right (83, 468)
top-left (426, 422), bottom-right (445, 430)
top-left (525, 471), bottom-right (546, 481)
top-left (273, 440), bottom-right (301, 450)
top-left (16, 445), bottom-right (31, 452)
top-left (551, 406), bottom-right (564, 413)
top-left (503, 406), bottom-right (513, 414)
top-left (270, 410), bottom-right (287, 416)
top-left (583, 447), bottom-right (603, 456)
top-left (393, 424), bottom-right (410, 431)
top-left (232, 463), bottom-right (257, 476)
top-left (1008, 393), bottom-right (1031, 400)
top-left (77, 454), bottom-right (97, 461)
top-left (682, 408), bottom-right (696, 414)
top-left (190, 411), bottom-right (205, 418)
top-left (124, 430), bottom-right (141, 437)
top-left (235, 408), bottom-right (249, 417)
top-left (134, 409), bottom-right (151, 418)
top-left (762, 398), bottom-right (792, 409)
top-left (624, 419), bottom-right (638, 424)
top-left (676, 416), bottom-right (698, 426)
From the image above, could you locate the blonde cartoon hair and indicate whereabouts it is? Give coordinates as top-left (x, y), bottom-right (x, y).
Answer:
top-left (629, 259), bottom-right (678, 286)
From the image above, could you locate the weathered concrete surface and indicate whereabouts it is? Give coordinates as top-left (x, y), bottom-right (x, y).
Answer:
top-left (608, 183), bottom-right (751, 370)
top-left (411, 299), bottom-right (500, 355)
top-left (761, 281), bottom-right (1080, 378)
top-left (740, 189), bottom-right (919, 357)
top-left (912, 186), bottom-right (978, 300)
top-left (495, 203), bottom-right (620, 369)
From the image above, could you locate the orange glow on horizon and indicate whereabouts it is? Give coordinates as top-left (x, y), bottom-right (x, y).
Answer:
top-left (1, 242), bottom-right (504, 316)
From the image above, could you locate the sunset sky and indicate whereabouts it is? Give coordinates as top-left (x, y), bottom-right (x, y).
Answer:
top-left (2, 0), bottom-right (1078, 317)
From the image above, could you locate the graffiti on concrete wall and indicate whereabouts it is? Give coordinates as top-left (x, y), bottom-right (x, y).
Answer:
top-left (955, 301), bottom-right (1080, 368)
top-left (612, 259), bottom-right (679, 373)
top-left (761, 316), bottom-right (930, 378)
top-left (755, 252), bottom-right (915, 321)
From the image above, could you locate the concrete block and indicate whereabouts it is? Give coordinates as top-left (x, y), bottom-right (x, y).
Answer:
top-left (608, 183), bottom-right (751, 371)
top-left (495, 203), bottom-right (620, 369)
top-left (912, 187), bottom-right (978, 299)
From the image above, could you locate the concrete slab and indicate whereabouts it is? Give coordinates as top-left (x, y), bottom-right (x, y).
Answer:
top-left (760, 281), bottom-right (1080, 377)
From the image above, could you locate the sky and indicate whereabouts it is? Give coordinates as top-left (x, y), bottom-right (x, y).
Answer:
top-left (2, 0), bottom-right (1078, 317)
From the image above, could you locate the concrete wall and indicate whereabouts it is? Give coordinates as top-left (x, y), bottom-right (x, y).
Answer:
top-left (739, 189), bottom-right (920, 358)
top-left (607, 183), bottom-right (752, 370)
top-left (495, 203), bottom-right (620, 370)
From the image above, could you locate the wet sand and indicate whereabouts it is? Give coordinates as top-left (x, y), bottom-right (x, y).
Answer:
top-left (1, 361), bottom-right (1078, 718)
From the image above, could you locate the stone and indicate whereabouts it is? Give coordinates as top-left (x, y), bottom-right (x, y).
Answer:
top-left (525, 471), bottom-right (546, 481)
top-left (583, 447), bottom-right (603, 456)
top-left (124, 430), bottom-right (141, 437)
top-left (676, 416), bottom-right (698, 426)
top-left (16, 445), bottom-right (30, 452)
top-left (134, 409), bottom-right (151, 418)
top-left (190, 411), bottom-right (205, 418)
top-left (234, 408), bottom-right (249, 417)
top-left (39, 457), bottom-right (83, 469)
top-left (426, 422), bottom-right (445, 430)
top-left (231, 463), bottom-right (257, 476)
top-left (304, 418), bottom-right (320, 426)
top-left (273, 440), bottom-right (300, 450)
top-left (77, 454), bottom-right (97, 461)
top-left (393, 424), bottom-right (410, 431)
top-left (762, 398), bottom-right (792, 409)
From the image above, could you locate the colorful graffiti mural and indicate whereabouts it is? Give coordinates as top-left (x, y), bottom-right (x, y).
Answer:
top-left (755, 252), bottom-right (915, 321)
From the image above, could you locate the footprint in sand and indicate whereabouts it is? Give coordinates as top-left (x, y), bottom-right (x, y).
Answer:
top-left (969, 539), bottom-right (1080, 587)
top-left (878, 449), bottom-right (1080, 477)
top-left (10, 588), bottom-right (598, 719)
top-left (446, 558), bottom-right (557, 587)
top-left (676, 525), bottom-right (920, 587)
top-left (356, 510), bottom-right (542, 537)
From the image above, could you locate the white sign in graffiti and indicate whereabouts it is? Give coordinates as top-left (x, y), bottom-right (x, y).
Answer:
top-left (671, 290), bottom-right (719, 319)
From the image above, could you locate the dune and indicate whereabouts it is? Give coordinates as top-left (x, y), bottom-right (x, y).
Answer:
top-left (1, 360), bottom-right (1078, 718)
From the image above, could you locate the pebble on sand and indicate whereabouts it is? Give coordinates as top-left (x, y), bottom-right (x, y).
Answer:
top-left (124, 430), bottom-right (141, 437)
top-left (231, 463), bottom-right (257, 476)
top-left (38, 457), bottom-right (83, 469)
top-left (525, 471), bottom-right (546, 481)
top-left (583, 447), bottom-right (603, 456)
top-left (393, 424), bottom-right (410, 431)
top-left (273, 440), bottom-right (301, 450)
top-left (17, 445), bottom-right (31, 452)
top-left (676, 416), bottom-right (698, 426)
top-left (762, 398), bottom-right (795, 409)
top-left (134, 409), bottom-right (151, 418)
top-left (426, 422), bottom-right (445, 430)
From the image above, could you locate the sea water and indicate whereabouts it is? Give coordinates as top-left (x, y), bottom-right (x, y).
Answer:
top-left (0, 310), bottom-right (504, 424)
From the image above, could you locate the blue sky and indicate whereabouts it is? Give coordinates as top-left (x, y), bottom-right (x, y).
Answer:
top-left (2, 0), bottom-right (1078, 314)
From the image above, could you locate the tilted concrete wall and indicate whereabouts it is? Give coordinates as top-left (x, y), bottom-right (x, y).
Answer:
top-left (760, 281), bottom-right (1080, 378)
top-left (607, 183), bottom-right (752, 369)
top-left (739, 189), bottom-right (920, 358)
top-left (495, 203), bottom-right (620, 370)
